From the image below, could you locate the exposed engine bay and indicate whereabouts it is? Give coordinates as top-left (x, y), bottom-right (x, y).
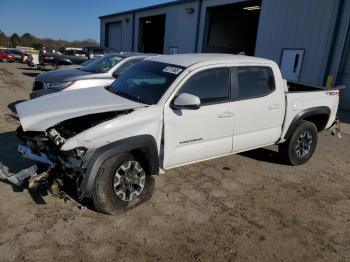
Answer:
top-left (6, 109), bottom-right (134, 197)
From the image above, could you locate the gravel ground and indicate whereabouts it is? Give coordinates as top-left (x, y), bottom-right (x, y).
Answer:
top-left (0, 62), bottom-right (350, 262)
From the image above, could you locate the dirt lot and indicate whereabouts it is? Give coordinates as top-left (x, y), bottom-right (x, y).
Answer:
top-left (0, 62), bottom-right (350, 262)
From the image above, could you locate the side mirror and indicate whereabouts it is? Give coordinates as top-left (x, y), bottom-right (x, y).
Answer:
top-left (171, 93), bottom-right (201, 110)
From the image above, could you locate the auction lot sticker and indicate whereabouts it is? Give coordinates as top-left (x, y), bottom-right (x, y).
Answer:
top-left (163, 66), bottom-right (183, 75)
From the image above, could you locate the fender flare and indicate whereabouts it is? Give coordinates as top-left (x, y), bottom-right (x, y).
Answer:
top-left (79, 135), bottom-right (159, 199)
top-left (284, 106), bottom-right (331, 140)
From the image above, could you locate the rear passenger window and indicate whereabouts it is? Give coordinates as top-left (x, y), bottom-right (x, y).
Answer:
top-left (180, 68), bottom-right (230, 105)
top-left (237, 67), bottom-right (275, 99)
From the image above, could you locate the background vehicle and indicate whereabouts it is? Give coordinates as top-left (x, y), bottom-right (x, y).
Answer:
top-left (0, 50), bottom-right (15, 63)
top-left (10, 54), bottom-right (341, 214)
top-left (39, 46), bottom-right (116, 70)
top-left (27, 53), bottom-right (40, 68)
top-left (6, 49), bottom-right (26, 62)
top-left (31, 52), bottom-right (154, 98)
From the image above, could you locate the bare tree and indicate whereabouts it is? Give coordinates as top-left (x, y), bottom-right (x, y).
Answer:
top-left (9, 33), bottom-right (20, 47)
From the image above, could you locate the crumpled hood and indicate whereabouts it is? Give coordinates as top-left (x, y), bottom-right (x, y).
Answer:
top-left (16, 87), bottom-right (146, 131)
top-left (36, 68), bottom-right (95, 82)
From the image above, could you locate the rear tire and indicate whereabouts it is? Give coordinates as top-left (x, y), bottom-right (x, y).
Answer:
top-left (92, 153), bottom-right (155, 215)
top-left (279, 120), bottom-right (318, 166)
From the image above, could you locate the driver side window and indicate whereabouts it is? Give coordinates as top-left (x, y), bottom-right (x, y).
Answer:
top-left (180, 68), bottom-right (230, 105)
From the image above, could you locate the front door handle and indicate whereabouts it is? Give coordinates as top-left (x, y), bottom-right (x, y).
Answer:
top-left (268, 104), bottom-right (280, 110)
top-left (218, 111), bottom-right (234, 118)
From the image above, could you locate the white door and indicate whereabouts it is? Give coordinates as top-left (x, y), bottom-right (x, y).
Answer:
top-left (163, 67), bottom-right (234, 169)
top-left (232, 66), bottom-right (285, 152)
top-left (280, 49), bottom-right (304, 81)
top-left (107, 22), bottom-right (122, 51)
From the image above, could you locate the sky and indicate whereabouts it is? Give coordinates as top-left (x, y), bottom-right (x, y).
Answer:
top-left (0, 0), bottom-right (174, 42)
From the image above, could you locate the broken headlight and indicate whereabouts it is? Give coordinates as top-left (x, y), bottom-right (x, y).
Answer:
top-left (75, 147), bottom-right (87, 157)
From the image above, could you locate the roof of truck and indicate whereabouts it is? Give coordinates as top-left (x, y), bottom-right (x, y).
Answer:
top-left (147, 53), bottom-right (273, 67)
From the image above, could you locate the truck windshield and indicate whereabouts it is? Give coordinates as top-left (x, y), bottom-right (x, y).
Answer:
top-left (107, 61), bottom-right (185, 105)
top-left (81, 54), bottom-right (123, 73)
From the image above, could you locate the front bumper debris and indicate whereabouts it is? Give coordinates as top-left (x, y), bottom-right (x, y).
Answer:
top-left (0, 165), bottom-right (37, 186)
top-left (18, 144), bottom-right (53, 165)
top-left (0, 145), bottom-right (55, 187)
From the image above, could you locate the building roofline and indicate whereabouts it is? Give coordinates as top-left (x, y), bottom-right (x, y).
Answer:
top-left (99, 0), bottom-right (194, 19)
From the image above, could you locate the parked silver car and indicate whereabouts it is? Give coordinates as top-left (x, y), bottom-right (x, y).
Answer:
top-left (30, 52), bottom-right (155, 98)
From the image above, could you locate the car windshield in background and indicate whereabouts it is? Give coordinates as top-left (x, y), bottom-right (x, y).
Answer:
top-left (107, 61), bottom-right (185, 105)
top-left (81, 54), bottom-right (123, 73)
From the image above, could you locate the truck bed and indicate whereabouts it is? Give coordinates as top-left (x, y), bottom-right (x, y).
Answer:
top-left (280, 81), bottom-right (340, 142)
top-left (287, 81), bottom-right (329, 92)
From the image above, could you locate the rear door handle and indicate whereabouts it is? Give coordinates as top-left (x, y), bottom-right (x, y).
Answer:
top-left (218, 111), bottom-right (234, 118)
top-left (268, 104), bottom-right (280, 110)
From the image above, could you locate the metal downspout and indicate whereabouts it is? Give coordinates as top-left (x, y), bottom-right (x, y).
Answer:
top-left (194, 0), bottom-right (203, 53)
top-left (132, 11), bottom-right (136, 52)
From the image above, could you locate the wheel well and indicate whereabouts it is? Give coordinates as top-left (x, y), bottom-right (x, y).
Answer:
top-left (284, 106), bottom-right (331, 140)
top-left (130, 148), bottom-right (154, 175)
top-left (302, 114), bottom-right (329, 131)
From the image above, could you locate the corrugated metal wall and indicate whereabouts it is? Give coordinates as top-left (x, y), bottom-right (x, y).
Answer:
top-left (339, 33), bottom-right (350, 110)
top-left (255, 0), bottom-right (340, 85)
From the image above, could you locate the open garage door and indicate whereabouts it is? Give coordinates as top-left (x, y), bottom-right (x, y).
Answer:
top-left (106, 21), bottom-right (122, 51)
top-left (139, 15), bottom-right (166, 53)
top-left (203, 0), bottom-right (261, 55)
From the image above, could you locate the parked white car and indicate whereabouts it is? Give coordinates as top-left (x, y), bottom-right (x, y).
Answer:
top-left (30, 52), bottom-right (155, 98)
top-left (6, 54), bottom-right (341, 214)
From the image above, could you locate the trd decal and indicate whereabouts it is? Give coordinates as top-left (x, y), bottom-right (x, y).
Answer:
top-left (326, 91), bottom-right (339, 96)
top-left (179, 138), bottom-right (203, 145)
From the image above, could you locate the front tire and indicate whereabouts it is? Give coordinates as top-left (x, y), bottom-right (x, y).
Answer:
top-left (279, 120), bottom-right (318, 166)
top-left (92, 153), bottom-right (155, 215)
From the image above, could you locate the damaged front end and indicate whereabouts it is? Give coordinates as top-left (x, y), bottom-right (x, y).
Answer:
top-left (4, 110), bottom-right (132, 197)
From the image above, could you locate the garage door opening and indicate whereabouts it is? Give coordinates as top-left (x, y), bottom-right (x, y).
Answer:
top-left (203, 0), bottom-right (261, 55)
top-left (105, 21), bottom-right (122, 51)
top-left (139, 14), bottom-right (166, 54)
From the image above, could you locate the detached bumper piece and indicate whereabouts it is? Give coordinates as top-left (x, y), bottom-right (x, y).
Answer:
top-left (0, 165), bottom-right (37, 187)
top-left (0, 145), bottom-right (54, 187)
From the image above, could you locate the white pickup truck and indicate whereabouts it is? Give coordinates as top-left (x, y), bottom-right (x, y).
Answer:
top-left (5, 54), bottom-right (341, 214)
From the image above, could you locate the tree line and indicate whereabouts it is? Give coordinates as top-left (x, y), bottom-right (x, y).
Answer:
top-left (0, 31), bottom-right (99, 51)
